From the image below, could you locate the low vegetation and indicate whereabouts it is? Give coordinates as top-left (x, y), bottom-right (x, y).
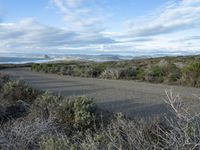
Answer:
top-left (1, 80), bottom-right (38, 106)
top-left (181, 62), bottom-right (200, 87)
top-left (31, 55), bottom-right (200, 87)
top-left (0, 74), bottom-right (200, 149)
top-left (0, 64), bottom-right (32, 70)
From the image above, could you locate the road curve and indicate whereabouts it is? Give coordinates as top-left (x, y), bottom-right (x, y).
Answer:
top-left (1, 67), bottom-right (200, 118)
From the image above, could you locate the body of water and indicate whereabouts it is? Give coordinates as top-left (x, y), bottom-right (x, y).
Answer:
top-left (0, 57), bottom-right (52, 64)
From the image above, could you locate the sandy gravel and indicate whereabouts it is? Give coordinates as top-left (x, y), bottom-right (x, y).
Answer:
top-left (1, 67), bottom-right (200, 118)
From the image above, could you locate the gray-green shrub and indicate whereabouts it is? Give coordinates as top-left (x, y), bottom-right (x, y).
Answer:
top-left (30, 55), bottom-right (200, 87)
top-left (1, 80), bottom-right (38, 105)
top-left (146, 65), bottom-right (166, 83)
top-left (181, 62), bottom-right (200, 87)
top-left (56, 96), bottom-right (96, 129)
top-left (0, 73), bottom-right (9, 89)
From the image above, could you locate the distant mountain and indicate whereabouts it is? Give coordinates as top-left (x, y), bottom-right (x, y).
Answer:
top-left (1, 51), bottom-right (200, 64)
top-left (60, 54), bottom-right (126, 62)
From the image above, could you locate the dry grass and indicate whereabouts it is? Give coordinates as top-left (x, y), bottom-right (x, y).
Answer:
top-left (2, 92), bottom-right (199, 149)
top-left (0, 118), bottom-right (56, 150)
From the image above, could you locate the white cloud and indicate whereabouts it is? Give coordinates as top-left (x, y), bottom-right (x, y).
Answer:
top-left (124, 0), bottom-right (200, 37)
top-left (51, 0), bottom-right (105, 32)
top-left (0, 18), bottom-right (115, 54)
top-left (99, 0), bottom-right (200, 55)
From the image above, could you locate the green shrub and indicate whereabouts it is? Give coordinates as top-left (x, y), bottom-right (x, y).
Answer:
top-left (72, 67), bottom-right (82, 76)
top-left (31, 64), bottom-right (37, 71)
top-left (59, 65), bottom-right (73, 75)
top-left (146, 66), bottom-right (166, 83)
top-left (56, 96), bottom-right (96, 129)
top-left (101, 67), bottom-right (137, 80)
top-left (136, 68), bottom-right (146, 80)
top-left (35, 91), bottom-right (59, 107)
top-left (73, 97), bottom-right (96, 127)
top-left (90, 64), bottom-right (106, 77)
top-left (0, 73), bottom-right (9, 89)
top-left (145, 64), bottom-right (182, 84)
top-left (165, 64), bottom-right (181, 83)
top-left (1, 80), bottom-right (38, 105)
top-left (181, 62), bottom-right (200, 87)
top-left (31, 93), bottom-right (97, 127)
top-left (124, 66), bottom-right (137, 79)
top-left (31, 64), bottom-right (43, 72)
top-left (32, 64), bottom-right (57, 73)
top-left (55, 99), bottom-right (74, 124)
top-left (100, 68), bottom-right (123, 79)
top-left (29, 91), bottom-right (60, 119)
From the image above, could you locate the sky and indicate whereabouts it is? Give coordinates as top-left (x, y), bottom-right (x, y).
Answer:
top-left (0, 0), bottom-right (200, 56)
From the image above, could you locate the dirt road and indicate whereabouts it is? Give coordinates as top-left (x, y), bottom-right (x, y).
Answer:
top-left (1, 67), bottom-right (200, 118)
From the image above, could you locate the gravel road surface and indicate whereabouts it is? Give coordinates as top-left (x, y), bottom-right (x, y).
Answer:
top-left (1, 67), bottom-right (200, 118)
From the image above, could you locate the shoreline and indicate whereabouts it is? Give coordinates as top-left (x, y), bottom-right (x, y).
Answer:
top-left (0, 54), bottom-right (200, 65)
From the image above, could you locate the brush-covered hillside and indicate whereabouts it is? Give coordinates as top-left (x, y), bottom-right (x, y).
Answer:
top-left (31, 55), bottom-right (200, 87)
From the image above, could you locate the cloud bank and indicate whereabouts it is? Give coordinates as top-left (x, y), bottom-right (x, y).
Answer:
top-left (0, 18), bottom-right (114, 53)
top-left (51, 0), bottom-right (105, 32)
top-left (0, 0), bottom-right (200, 56)
top-left (124, 0), bottom-right (200, 37)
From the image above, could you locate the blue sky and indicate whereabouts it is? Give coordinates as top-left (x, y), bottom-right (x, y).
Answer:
top-left (1, 0), bottom-right (165, 28)
top-left (0, 0), bottom-right (200, 56)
